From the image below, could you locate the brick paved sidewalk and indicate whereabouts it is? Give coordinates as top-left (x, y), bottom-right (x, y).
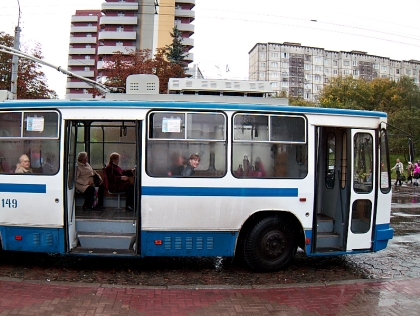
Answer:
top-left (1, 277), bottom-right (420, 315)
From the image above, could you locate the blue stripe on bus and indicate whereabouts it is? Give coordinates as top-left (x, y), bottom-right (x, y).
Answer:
top-left (3, 100), bottom-right (387, 118)
top-left (142, 186), bottom-right (298, 197)
top-left (0, 183), bottom-right (46, 193)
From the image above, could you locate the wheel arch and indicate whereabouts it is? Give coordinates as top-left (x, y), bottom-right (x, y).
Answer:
top-left (236, 210), bottom-right (305, 255)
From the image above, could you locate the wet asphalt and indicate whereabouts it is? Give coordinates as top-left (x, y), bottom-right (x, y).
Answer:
top-left (0, 184), bottom-right (418, 286)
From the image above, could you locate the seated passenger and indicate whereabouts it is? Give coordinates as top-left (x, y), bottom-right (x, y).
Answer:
top-left (105, 152), bottom-right (135, 212)
top-left (181, 154), bottom-right (200, 176)
top-left (42, 152), bottom-right (57, 174)
top-left (169, 153), bottom-right (185, 176)
top-left (76, 152), bottom-right (103, 211)
top-left (15, 155), bottom-right (33, 173)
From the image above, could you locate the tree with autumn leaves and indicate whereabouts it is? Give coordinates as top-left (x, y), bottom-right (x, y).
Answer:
top-left (0, 32), bottom-right (57, 99)
top-left (102, 47), bottom-right (186, 94)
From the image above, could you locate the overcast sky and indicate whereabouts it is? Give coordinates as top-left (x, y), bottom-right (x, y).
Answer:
top-left (1, 0), bottom-right (420, 98)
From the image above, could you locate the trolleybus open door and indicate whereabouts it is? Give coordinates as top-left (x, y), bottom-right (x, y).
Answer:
top-left (64, 122), bottom-right (78, 251)
top-left (346, 129), bottom-right (376, 251)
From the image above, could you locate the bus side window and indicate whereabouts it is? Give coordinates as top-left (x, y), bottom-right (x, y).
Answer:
top-left (0, 111), bottom-right (60, 175)
top-left (147, 111), bottom-right (227, 178)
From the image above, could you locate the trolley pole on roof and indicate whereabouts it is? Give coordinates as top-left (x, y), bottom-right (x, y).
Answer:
top-left (10, 1), bottom-right (21, 100)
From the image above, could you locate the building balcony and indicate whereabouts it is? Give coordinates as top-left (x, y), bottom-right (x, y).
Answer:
top-left (176, 0), bottom-right (196, 6)
top-left (97, 46), bottom-right (136, 55)
top-left (68, 48), bottom-right (96, 55)
top-left (67, 59), bottom-right (96, 66)
top-left (71, 70), bottom-right (95, 78)
top-left (66, 81), bottom-right (93, 89)
top-left (98, 31), bottom-right (136, 40)
top-left (100, 16), bottom-right (137, 25)
top-left (183, 52), bottom-right (194, 62)
top-left (70, 26), bottom-right (98, 33)
top-left (69, 37), bottom-right (97, 44)
top-left (71, 15), bottom-right (98, 23)
top-left (101, 2), bottom-right (139, 11)
top-left (175, 22), bottom-right (194, 33)
top-left (181, 37), bottom-right (194, 47)
top-left (175, 8), bottom-right (195, 19)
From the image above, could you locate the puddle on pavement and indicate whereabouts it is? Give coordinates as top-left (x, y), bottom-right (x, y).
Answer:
top-left (392, 196), bottom-right (420, 204)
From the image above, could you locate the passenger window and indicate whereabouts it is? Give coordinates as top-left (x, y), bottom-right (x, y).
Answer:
top-left (232, 113), bottom-right (307, 178)
top-left (0, 111), bottom-right (60, 175)
top-left (147, 111), bottom-right (227, 177)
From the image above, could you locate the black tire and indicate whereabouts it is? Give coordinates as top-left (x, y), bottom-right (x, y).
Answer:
top-left (243, 215), bottom-right (296, 272)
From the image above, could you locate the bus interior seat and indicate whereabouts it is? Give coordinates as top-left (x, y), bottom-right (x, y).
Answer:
top-left (102, 167), bottom-right (124, 209)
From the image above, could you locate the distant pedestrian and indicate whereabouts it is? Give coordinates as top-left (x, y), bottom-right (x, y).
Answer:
top-left (414, 161), bottom-right (420, 186)
top-left (407, 162), bottom-right (414, 185)
top-left (391, 158), bottom-right (403, 186)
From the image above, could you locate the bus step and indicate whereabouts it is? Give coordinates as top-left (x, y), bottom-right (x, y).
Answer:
top-left (317, 214), bottom-right (334, 233)
top-left (70, 248), bottom-right (135, 256)
top-left (77, 232), bottom-right (135, 250)
top-left (316, 232), bottom-right (340, 249)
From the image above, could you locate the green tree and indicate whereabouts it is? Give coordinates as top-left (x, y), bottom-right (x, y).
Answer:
top-left (165, 25), bottom-right (186, 66)
top-left (319, 75), bottom-right (420, 156)
top-left (0, 32), bottom-right (57, 99)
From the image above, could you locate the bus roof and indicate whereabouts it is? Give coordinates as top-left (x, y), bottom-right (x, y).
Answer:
top-left (0, 95), bottom-right (387, 118)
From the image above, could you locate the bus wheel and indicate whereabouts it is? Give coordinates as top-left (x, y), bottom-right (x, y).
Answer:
top-left (243, 215), bottom-right (296, 272)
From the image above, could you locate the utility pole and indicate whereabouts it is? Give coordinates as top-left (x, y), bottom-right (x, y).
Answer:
top-left (11, 0), bottom-right (21, 100)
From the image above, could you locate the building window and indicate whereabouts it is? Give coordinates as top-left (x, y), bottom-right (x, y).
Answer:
top-left (260, 62), bottom-right (266, 68)
top-left (116, 41), bottom-right (123, 46)
top-left (316, 85), bottom-right (322, 91)
top-left (281, 62), bottom-right (289, 68)
top-left (270, 72), bottom-right (279, 78)
top-left (85, 55), bottom-right (90, 60)
top-left (353, 70), bottom-right (359, 76)
top-left (406, 69), bottom-right (411, 75)
top-left (260, 52), bottom-right (266, 58)
top-left (324, 59), bottom-right (329, 65)
top-left (117, 26), bottom-right (124, 32)
top-left (259, 72), bottom-right (265, 79)
top-left (271, 62), bottom-right (279, 68)
top-left (281, 81), bottom-right (289, 87)
top-left (118, 12), bottom-right (125, 17)
top-left (333, 69), bottom-right (338, 75)
top-left (84, 67), bottom-right (90, 71)
top-left (382, 65), bottom-right (387, 71)
top-left (324, 78), bottom-right (329, 83)
top-left (314, 56), bottom-right (321, 63)
top-left (373, 63), bottom-right (379, 69)
top-left (314, 75), bottom-right (321, 81)
top-left (282, 52), bottom-right (288, 58)
top-left (343, 70), bottom-right (350, 75)
top-left (324, 68), bottom-right (329, 74)
top-left (304, 64), bottom-right (311, 70)
top-left (315, 66), bottom-right (322, 72)
top-left (333, 60), bottom-right (338, 66)
top-left (271, 52), bottom-right (279, 58)
top-left (352, 60), bottom-right (358, 66)
top-left (86, 34), bottom-right (92, 37)
top-left (270, 82), bottom-right (278, 88)
top-left (343, 60), bottom-right (350, 66)
top-left (281, 72), bottom-right (288, 77)
top-left (86, 44), bottom-right (91, 48)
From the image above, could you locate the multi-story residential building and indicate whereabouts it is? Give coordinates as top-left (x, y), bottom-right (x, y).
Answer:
top-left (249, 42), bottom-right (420, 102)
top-left (66, 0), bottom-right (195, 99)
